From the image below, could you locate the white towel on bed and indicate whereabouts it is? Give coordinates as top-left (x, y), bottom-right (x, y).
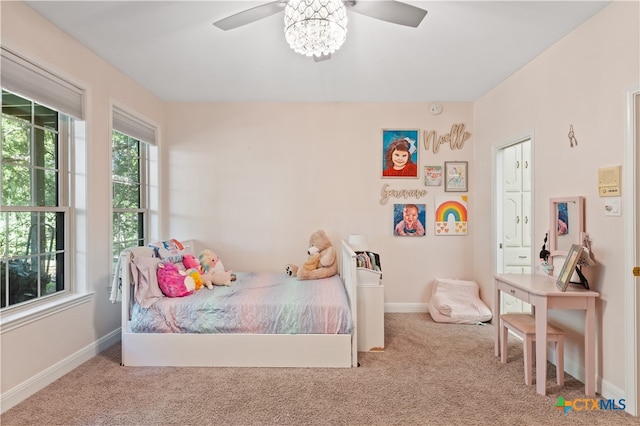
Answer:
top-left (109, 246), bottom-right (155, 303)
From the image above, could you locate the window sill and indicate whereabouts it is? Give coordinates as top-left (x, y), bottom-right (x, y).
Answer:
top-left (0, 293), bottom-right (94, 334)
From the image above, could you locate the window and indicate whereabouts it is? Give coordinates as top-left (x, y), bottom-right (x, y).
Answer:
top-left (1, 90), bottom-right (69, 309)
top-left (111, 105), bottom-right (157, 268)
top-left (112, 130), bottom-right (147, 263)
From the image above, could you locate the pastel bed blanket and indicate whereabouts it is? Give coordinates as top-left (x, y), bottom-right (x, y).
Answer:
top-left (130, 271), bottom-right (352, 334)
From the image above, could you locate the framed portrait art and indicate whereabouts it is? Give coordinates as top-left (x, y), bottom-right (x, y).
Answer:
top-left (393, 203), bottom-right (426, 237)
top-left (382, 129), bottom-right (419, 178)
top-left (556, 244), bottom-right (584, 292)
top-left (444, 161), bottom-right (468, 192)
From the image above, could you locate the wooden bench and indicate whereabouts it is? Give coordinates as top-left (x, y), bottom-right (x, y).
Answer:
top-left (500, 313), bottom-right (565, 386)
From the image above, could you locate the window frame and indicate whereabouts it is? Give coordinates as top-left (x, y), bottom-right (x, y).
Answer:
top-left (0, 90), bottom-right (74, 314)
top-left (0, 46), bottom-right (89, 327)
top-left (110, 103), bottom-right (157, 268)
top-left (111, 130), bottom-right (150, 261)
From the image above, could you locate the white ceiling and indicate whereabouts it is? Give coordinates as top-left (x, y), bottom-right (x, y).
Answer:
top-left (23, 1), bottom-right (611, 102)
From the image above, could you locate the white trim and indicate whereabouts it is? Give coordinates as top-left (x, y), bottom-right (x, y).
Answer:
top-left (0, 328), bottom-right (120, 414)
top-left (624, 84), bottom-right (639, 416)
top-left (0, 293), bottom-right (93, 334)
top-left (384, 302), bottom-right (428, 313)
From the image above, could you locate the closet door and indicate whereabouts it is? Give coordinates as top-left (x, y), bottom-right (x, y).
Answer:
top-left (500, 140), bottom-right (532, 313)
top-left (503, 192), bottom-right (522, 247)
top-left (502, 144), bottom-right (522, 192)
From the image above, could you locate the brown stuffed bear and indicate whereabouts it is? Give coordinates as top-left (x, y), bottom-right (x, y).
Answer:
top-left (285, 229), bottom-right (337, 280)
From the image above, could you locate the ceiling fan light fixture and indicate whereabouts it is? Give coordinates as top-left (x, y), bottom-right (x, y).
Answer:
top-left (284, 0), bottom-right (348, 57)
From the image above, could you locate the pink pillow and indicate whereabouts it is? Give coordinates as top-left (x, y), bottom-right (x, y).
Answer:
top-left (157, 262), bottom-right (194, 298)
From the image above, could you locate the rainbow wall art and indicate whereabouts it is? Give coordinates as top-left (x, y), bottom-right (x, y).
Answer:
top-left (435, 196), bottom-right (468, 235)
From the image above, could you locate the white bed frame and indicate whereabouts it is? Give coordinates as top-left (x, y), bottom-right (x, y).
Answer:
top-left (120, 240), bottom-right (359, 368)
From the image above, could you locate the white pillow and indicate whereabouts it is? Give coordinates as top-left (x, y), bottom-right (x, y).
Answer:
top-left (148, 239), bottom-right (188, 263)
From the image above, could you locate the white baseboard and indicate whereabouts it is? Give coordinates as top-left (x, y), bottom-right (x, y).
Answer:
top-left (0, 329), bottom-right (121, 414)
top-left (384, 302), bottom-right (429, 313)
top-left (563, 352), bottom-right (626, 401)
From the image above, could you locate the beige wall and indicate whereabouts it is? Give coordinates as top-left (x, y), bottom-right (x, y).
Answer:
top-left (163, 102), bottom-right (474, 306)
top-left (0, 1), bottom-right (165, 403)
top-left (474, 1), bottom-right (639, 394)
top-left (1, 0), bottom-right (638, 411)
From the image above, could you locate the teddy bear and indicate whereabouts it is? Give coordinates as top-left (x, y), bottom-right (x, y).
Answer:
top-left (285, 229), bottom-right (337, 280)
top-left (303, 252), bottom-right (321, 271)
top-left (198, 249), bottom-right (235, 286)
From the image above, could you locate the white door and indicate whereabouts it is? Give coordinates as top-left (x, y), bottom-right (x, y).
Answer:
top-left (636, 99), bottom-right (639, 416)
top-left (498, 138), bottom-right (532, 313)
top-left (636, 94), bottom-right (639, 417)
top-left (624, 86), bottom-right (639, 416)
top-left (636, 106), bottom-right (639, 416)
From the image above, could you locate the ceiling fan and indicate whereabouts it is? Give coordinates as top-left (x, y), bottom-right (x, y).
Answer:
top-left (212, 1), bottom-right (428, 61)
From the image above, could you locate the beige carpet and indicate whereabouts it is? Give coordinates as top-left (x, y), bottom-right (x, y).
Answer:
top-left (1, 313), bottom-right (636, 425)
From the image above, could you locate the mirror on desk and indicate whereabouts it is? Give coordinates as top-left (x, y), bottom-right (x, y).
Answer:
top-left (549, 196), bottom-right (585, 261)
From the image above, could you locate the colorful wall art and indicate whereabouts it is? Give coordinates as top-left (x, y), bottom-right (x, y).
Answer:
top-left (424, 165), bottom-right (442, 186)
top-left (435, 196), bottom-right (468, 236)
top-left (393, 203), bottom-right (426, 237)
top-left (382, 129), bottom-right (419, 178)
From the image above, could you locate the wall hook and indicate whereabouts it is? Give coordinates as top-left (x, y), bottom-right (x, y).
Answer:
top-left (568, 124), bottom-right (578, 147)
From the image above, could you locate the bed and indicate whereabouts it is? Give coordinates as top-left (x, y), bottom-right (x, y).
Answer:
top-left (118, 240), bottom-right (359, 368)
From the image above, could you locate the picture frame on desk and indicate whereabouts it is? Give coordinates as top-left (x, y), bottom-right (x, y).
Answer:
top-left (556, 244), bottom-right (584, 292)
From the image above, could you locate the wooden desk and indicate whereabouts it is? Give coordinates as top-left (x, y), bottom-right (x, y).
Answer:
top-left (494, 273), bottom-right (599, 396)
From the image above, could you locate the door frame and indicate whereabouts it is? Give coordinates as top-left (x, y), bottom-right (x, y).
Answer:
top-left (494, 133), bottom-right (534, 275)
top-left (624, 84), bottom-right (639, 416)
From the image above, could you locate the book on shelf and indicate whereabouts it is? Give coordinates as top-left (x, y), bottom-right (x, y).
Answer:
top-left (355, 251), bottom-right (381, 272)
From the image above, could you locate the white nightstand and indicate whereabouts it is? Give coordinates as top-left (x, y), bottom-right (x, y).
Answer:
top-left (356, 268), bottom-right (384, 352)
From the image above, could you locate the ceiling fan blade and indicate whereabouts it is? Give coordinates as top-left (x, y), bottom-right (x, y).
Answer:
top-left (314, 54), bottom-right (332, 62)
top-left (213, 2), bottom-right (284, 31)
top-left (349, 1), bottom-right (427, 28)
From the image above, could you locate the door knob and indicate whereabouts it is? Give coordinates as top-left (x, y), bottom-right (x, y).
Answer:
top-left (634, 267), bottom-right (640, 277)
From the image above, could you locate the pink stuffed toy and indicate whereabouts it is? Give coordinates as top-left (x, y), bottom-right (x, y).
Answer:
top-left (182, 254), bottom-right (215, 289)
top-left (182, 254), bottom-right (201, 272)
top-left (157, 261), bottom-right (196, 297)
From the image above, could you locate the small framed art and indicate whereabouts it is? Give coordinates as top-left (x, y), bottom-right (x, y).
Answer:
top-left (382, 129), bottom-right (419, 178)
top-left (435, 196), bottom-right (468, 236)
top-left (424, 166), bottom-right (442, 186)
top-left (556, 244), bottom-right (584, 292)
top-left (393, 203), bottom-right (426, 236)
top-left (444, 161), bottom-right (468, 192)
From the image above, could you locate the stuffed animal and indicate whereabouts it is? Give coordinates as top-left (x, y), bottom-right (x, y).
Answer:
top-left (303, 252), bottom-right (321, 271)
top-left (183, 254), bottom-right (214, 289)
top-left (157, 261), bottom-right (196, 297)
top-left (198, 249), bottom-right (235, 287)
top-left (185, 268), bottom-right (204, 290)
top-left (182, 254), bottom-right (202, 272)
top-left (285, 229), bottom-right (337, 280)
